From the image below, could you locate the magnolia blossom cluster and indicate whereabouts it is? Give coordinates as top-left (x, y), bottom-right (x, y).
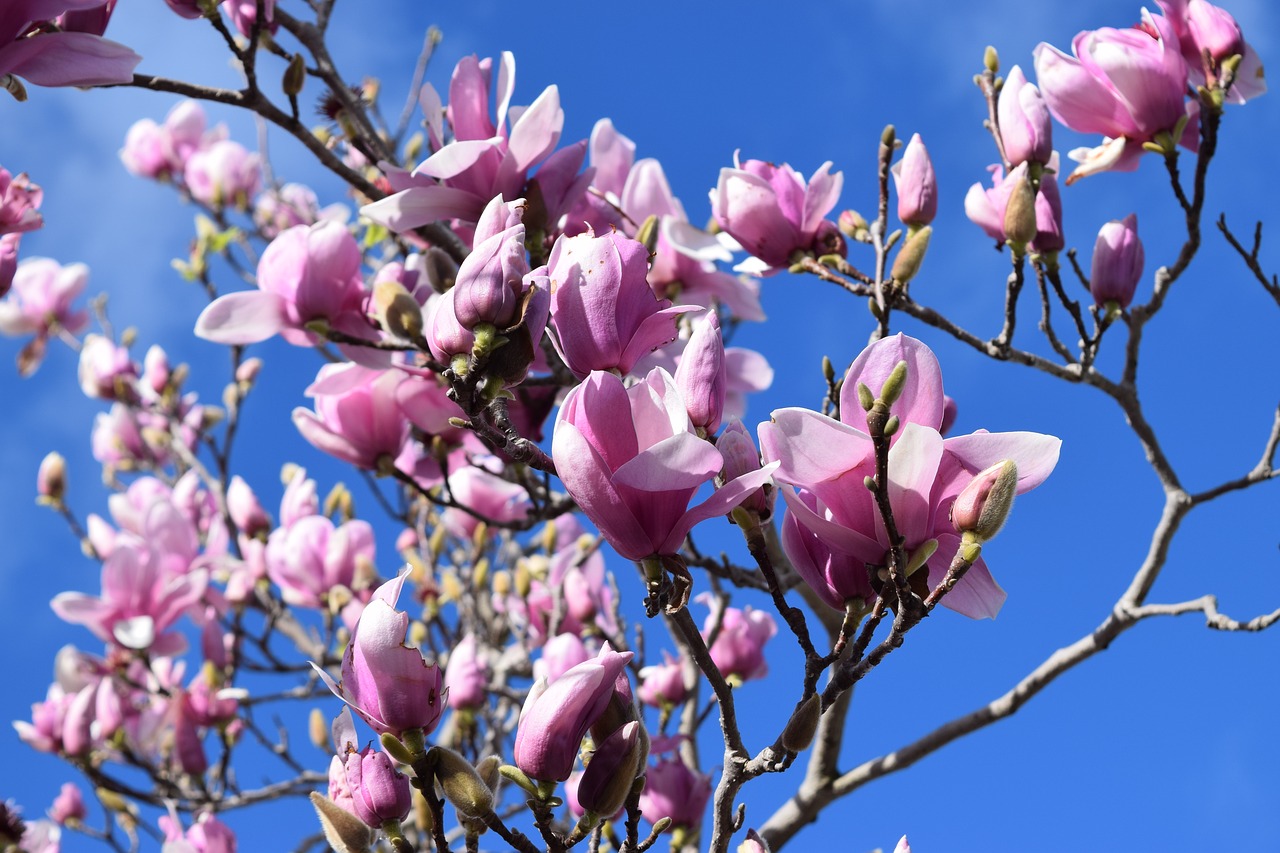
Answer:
top-left (122, 100), bottom-right (261, 209)
top-left (14, 0), bottom-right (1265, 839)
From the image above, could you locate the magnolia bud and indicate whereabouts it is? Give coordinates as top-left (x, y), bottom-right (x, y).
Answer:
top-left (890, 225), bottom-right (931, 284)
top-left (374, 279), bottom-right (425, 342)
top-left (1003, 168), bottom-right (1037, 248)
top-left (284, 53), bottom-right (307, 97)
top-left (1089, 214), bottom-right (1143, 310)
top-left (310, 791), bottom-right (375, 853)
top-left (951, 459), bottom-right (1018, 542)
top-left (37, 451), bottom-right (67, 506)
top-left (780, 693), bottom-right (821, 753)
top-left (430, 746), bottom-right (495, 818)
top-left (740, 829), bottom-right (773, 853)
top-left (879, 361), bottom-right (908, 407)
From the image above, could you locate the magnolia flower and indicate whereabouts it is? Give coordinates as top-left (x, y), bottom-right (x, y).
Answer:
top-left (0, 0), bottom-right (139, 96)
top-left (711, 153), bottom-right (844, 274)
top-left (759, 334), bottom-right (1060, 619)
top-left (1034, 11), bottom-right (1194, 182)
top-left (552, 367), bottom-right (776, 562)
top-left (312, 572), bottom-right (446, 738)
top-left (514, 644), bottom-right (632, 782)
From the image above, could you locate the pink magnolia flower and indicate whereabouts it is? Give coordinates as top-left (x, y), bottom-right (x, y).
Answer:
top-left (344, 746), bottom-right (412, 828)
top-left (891, 134), bottom-right (937, 227)
top-left (196, 220), bottom-right (369, 347)
top-left (964, 159), bottom-right (1064, 254)
top-left (443, 633), bottom-right (489, 712)
top-left (184, 138), bottom-right (261, 209)
top-left (1034, 11), bottom-right (1194, 182)
top-left (637, 651), bottom-right (687, 708)
top-left (565, 119), bottom-right (764, 322)
top-left (551, 367), bottom-right (777, 562)
top-left (159, 812), bottom-right (237, 853)
top-left (292, 363), bottom-right (410, 472)
top-left (0, 0), bottom-right (140, 94)
top-left (701, 598), bottom-right (775, 683)
top-left (441, 463), bottom-right (532, 540)
top-left (48, 783), bottom-right (85, 826)
top-left (638, 753), bottom-right (711, 829)
top-left (1090, 213), bottom-right (1144, 309)
top-left (711, 153), bottom-right (844, 274)
top-left (77, 333), bottom-right (136, 401)
top-left (514, 644), bottom-right (632, 782)
top-left (576, 720), bottom-right (643, 817)
top-left (313, 572), bottom-right (446, 738)
top-left (120, 100), bottom-right (216, 181)
top-left (265, 514), bottom-right (375, 610)
top-left (0, 257), bottom-right (89, 374)
top-left (674, 311), bottom-right (727, 436)
top-left (1156, 0), bottom-right (1266, 103)
top-left (759, 334), bottom-right (1060, 619)
top-left (50, 508), bottom-right (209, 652)
top-left (0, 168), bottom-right (42, 235)
top-left (546, 227), bottom-right (695, 379)
top-left (253, 182), bottom-right (345, 238)
top-left (362, 52), bottom-right (573, 231)
top-left (533, 633), bottom-right (592, 683)
top-left (997, 66), bottom-right (1053, 167)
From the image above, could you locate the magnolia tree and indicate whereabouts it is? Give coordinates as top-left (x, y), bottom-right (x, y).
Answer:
top-left (2, 1), bottom-right (1277, 851)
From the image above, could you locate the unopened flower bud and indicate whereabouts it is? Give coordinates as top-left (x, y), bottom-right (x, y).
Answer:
top-left (430, 746), bottom-right (495, 818)
top-left (891, 134), bottom-right (937, 228)
top-left (236, 357), bottom-right (262, 386)
top-left (577, 721), bottom-right (644, 818)
top-left (780, 693), bottom-right (821, 753)
top-left (373, 279), bottom-right (425, 343)
top-left (345, 747), bottom-right (412, 828)
top-left (878, 360), bottom-right (908, 407)
top-left (951, 459), bottom-right (1018, 543)
top-left (1089, 214), bottom-right (1143, 310)
top-left (675, 312), bottom-right (727, 435)
top-left (984, 45), bottom-right (1000, 74)
top-left (37, 451), bottom-right (66, 505)
top-left (838, 209), bottom-right (868, 240)
top-left (890, 225), bottom-right (931, 284)
top-left (284, 53), bottom-right (307, 97)
top-left (310, 791), bottom-right (374, 853)
top-left (635, 214), bottom-right (660, 258)
top-left (740, 828), bottom-right (772, 853)
top-left (1003, 167), bottom-right (1038, 248)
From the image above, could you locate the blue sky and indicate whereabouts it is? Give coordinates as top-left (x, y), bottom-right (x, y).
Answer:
top-left (2, 1), bottom-right (1279, 850)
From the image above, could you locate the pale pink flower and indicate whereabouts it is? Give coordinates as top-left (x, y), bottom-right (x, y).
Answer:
top-left (0, 0), bottom-right (139, 93)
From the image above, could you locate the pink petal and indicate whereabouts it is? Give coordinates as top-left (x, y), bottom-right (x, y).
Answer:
top-left (195, 290), bottom-right (288, 344)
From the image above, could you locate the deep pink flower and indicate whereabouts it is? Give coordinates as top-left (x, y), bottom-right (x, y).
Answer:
top-left (0, 0), bottom-right (139, 93)
top-left (638, 754), bottom-right (711, 829)
top-left (711, 154), bottom-right (844, 274)
top-left (514, 644), bottom-right (632, 782)
top-left (1090, 213), bottom-right (1144, 309)
top-left (1034, 11), bottom-right (1194, 182)
top-left (345, 746), bottom-right (412, 828)
top-left (551, 367), bottom-right (777, 561)
top-left (196, 221), bottom-right (369, 347)
top-left (313, 572), bottom-right (446, 738)
top-left (546, 227), bottom-right (694, 378)
top-left (440, 463), bottom-right (531, 540)
top-left (759, 334), bottom-right (1060, 619)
